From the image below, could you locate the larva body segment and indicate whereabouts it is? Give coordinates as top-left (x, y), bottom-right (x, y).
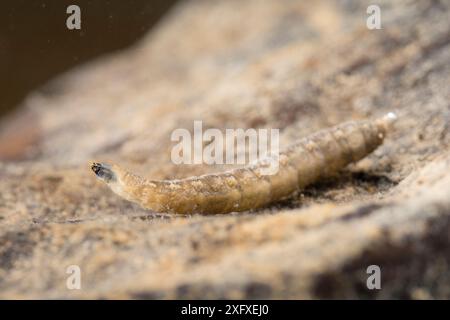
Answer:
top-left (91, 112), bottom-right (397, 214)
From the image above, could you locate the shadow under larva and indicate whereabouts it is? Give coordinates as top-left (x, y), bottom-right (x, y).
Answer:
top-left (91, 112), bottom-right (398, 215)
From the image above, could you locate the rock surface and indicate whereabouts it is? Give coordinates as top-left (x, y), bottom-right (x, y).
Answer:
top-left (1, 0), bottom-right (450, 299)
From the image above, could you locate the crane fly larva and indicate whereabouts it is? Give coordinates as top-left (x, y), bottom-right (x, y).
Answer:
top-left (91, 112), bottom-right (397, 214)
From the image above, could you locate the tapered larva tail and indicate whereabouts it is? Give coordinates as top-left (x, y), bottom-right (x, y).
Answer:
top-left (91, 112), bottom-right (397, 214)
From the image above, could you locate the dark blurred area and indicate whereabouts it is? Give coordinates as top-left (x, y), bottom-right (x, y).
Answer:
top-left (0, 0), bottom-right (178, 118)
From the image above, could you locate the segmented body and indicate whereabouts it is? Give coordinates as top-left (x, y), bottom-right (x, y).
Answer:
top-left (91, 113), bottom-right (397, 214)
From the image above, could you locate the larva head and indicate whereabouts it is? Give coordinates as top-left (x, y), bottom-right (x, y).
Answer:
top-left (91, 162), bottom-right (117, 183)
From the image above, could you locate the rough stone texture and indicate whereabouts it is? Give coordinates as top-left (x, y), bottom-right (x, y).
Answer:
top-left (1, 0), bottom-right (450, 299)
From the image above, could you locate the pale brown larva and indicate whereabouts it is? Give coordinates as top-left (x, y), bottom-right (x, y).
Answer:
top-left (91, 112), bottom-right (397, 214)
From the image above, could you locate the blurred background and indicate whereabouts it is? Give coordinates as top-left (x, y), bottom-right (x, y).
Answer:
top-left (0, 0), bottom-right (178, 118)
